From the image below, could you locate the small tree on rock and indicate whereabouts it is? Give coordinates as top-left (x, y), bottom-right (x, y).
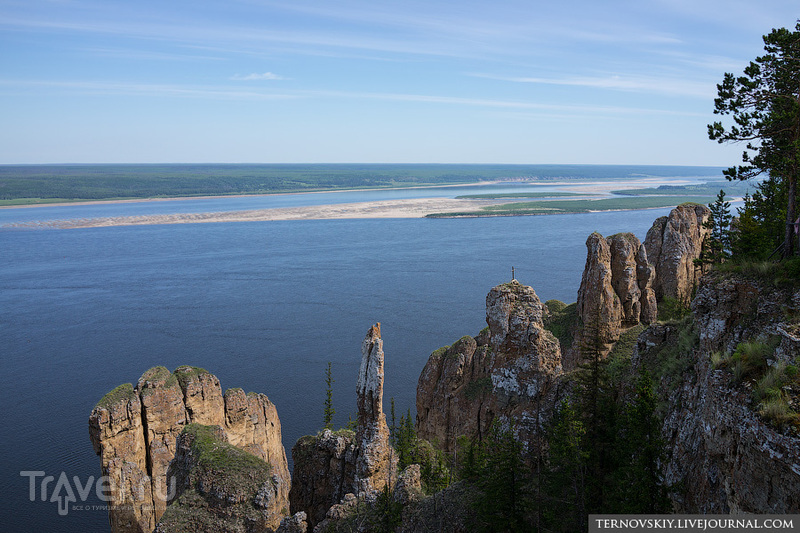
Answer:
top-left (698, 190), bottom-right (733, 265)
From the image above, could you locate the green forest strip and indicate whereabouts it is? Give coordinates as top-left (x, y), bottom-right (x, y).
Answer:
top-left (454, 192), bottom-right (588, 199)
top-left (612, 180), bottom-right (753, 196)
top-left (426, 196), bottom-right (715, 217)
top-left (0, 164), bottom-right (724, 205)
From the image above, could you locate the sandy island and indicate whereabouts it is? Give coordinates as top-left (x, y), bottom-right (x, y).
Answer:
top-left (2, 178), bottom-right (697, 229)
top-left (6, 198), bottom-right (509, 229)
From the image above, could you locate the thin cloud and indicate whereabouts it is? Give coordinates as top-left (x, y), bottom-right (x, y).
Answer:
top-left (230, 72), bottom-right (287, 81)
top-left (302, 89), bottom-right (706, 117)
top-left (0, 79), bottom-right (299, 101)
top-left (0, 79), bottom-right (704, 116)
top-left (467, 72), bottom-right (715, 99)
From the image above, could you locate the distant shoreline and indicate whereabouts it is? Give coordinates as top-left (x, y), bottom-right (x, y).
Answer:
top-left (1, 177), bottom-right (723, 229)
top-left (0, 176), bottom-right (688, 210)
top-left (0, 181), bottom-right (500, 209)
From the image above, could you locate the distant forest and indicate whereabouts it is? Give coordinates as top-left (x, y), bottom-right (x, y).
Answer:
top-left (0, 164), bottom-right (724, 203)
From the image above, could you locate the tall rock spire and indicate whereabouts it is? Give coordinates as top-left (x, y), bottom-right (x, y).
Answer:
top-left (355, 323), bottom-right (396, 494)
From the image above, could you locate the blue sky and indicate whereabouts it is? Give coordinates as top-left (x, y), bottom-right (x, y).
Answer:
top-left (0, 0), bottom-right (797, 164)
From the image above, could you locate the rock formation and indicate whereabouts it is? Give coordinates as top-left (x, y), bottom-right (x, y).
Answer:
top-left (354, 323), bottom-right (395, 495)
top-left (155, 424), bottom-right (286, 532)
top-left (569, 232), bottom-right (656, 368)
top-left (644, 203), bottom-right (710, 304)
top-left (89, 366), bottom-right (290, 533)
top-left (650, 273), bottom-right (800, 513)
top-left (289, 429), bottom-right (357, 528)
top-left (416, 280), bottom-right (562, 454)
top-left (691, 272), bottom-right (798, 355)
top-left (289, 324), bottom-right (397, 529)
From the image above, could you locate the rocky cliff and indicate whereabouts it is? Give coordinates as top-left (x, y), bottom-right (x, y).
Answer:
top-left (416, 280), bottom-right (562, 454)
top-left (644, 203), bottom-right (710, 304)
top-left (654, 272), bottom-right (800, 513)
top-left (289, 324), bottom-right (397, 529)
top-left (414, 208), bottom-right (800, 517)
top-left (569, 232), bottom-right (657, 368)
top-left (89, 366), bottom-right (291, 533)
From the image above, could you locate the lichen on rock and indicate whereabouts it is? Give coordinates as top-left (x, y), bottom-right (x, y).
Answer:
top-left (417, 279), bottom-right (562, 454)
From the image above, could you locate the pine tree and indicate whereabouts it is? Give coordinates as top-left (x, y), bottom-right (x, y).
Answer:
top-left (575, 316), bottom-right (618, 513)
top-left (473, 421), bottom-right (531, 533)
top-left (323, 362), bottom-right (335, 430)
top-left (732, 177), bottom-right (796, 259)
top-left (542, 399), bottom-right (587, 533)
top-left (608, 371), bottom-right (671, 513)
top-left (708, 23), bottom-right (800, 257)
top-left (698, 190), bottom-right (732, 265)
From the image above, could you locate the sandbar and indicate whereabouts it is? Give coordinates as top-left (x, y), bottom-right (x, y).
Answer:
top-left (6, 198), bottom-right (507, 229)
top-left (2, 177), bottom-right (703, 229)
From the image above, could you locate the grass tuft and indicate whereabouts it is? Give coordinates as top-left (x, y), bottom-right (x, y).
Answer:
top-left (95, 383), bottom-right (136, 409)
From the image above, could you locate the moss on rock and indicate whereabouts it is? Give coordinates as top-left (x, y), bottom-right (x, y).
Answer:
top-left (95, 382), bottom-right (136, 409)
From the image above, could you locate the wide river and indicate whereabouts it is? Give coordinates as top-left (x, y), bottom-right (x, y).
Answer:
top-left (1, 177), bottom-right (716, 531)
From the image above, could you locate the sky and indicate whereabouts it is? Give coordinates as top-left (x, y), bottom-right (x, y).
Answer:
top-left (0, 0), bottom-right (797, 165)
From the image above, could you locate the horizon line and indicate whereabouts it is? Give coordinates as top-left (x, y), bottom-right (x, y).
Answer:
top-left (0, 162), bottom-right (728, 167)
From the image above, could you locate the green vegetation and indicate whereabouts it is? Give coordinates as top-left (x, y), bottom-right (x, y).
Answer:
top-left (730, 341), bottom-right (772, 383)
top-left (543, 300), bottom-right (578, 351)
top-left (462, 422), bottom-right (531, 532)
top-left (427, 196), bottom-right (715, 218)
top-left (392, 409), bottom-right (450, 493)
top-left (137, 365), bottom-right (178, 395)
top-left (172, 365), bottom-right (210, 389)
top-left (657, 297), bottom-right (692, 322)
top-left (0, 163), bottom-right (722, 204)
top-left (708, 23), bottom-right (800, 258)
top-left (730, 177), bottom-right (797, 259)
top-left (455, 192), bottom-right (586, 199)
top-left (450, 319), bottom-right (675, 532)
top-left (696, 190), bottom-right (733, 266)
top-left (714, 256), bottom-right (800, 288)
top-left (430, 345), bottom-right (450, 359)
top-left (0, 164), bottom-right (487, 202)
top-left (95, 382), bottom-right (135, 409)
top-left (643, 316), bottom-right (698, 392)
top-left (182, 423), bottom-right (272, 475)
top-left (157, 424), bottom-right (275, 532)
top-left (712, 339), bottom-right (799, 430)
top-left (612, 180), bottom-right (752, 197)
top-left (156, 490), bottom-right (219, 529)
top-left (607, 325), bottom-right (647, 381)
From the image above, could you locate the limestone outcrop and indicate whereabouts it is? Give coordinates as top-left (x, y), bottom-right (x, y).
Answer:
top-left (647, 273), bottom-right (800, 513)
top-left (89, 366), bottom-right (290, 533)
top-left (354, 323), bottom-right (395, 495)
top-left (288, 429), bottom-right (357, 528)
top-left (416, 280), bottom-right (562, 454)
top-left (569, 232), bottom-right (656, 368)
top-left (644, 203), bottom-right (710, 304)
top-left (691, 272), bottom-right (799, 356)
top-left (289, 324), bottom-right (397, 530)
